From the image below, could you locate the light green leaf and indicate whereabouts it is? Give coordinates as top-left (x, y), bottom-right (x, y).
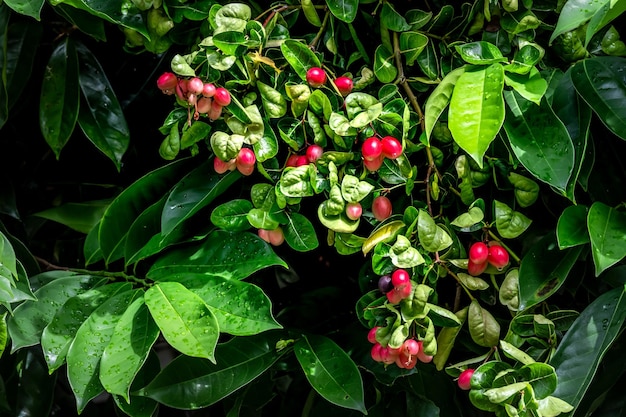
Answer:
top-left (494, 200), bottom-right (532, 239)
top-left (257, 81), bottom-right (287, 119)
top-left (468, 299), bottom-right (500, 347)
top-left (424, 67), bottom-right (465, 145)
top-left (418, 210), bottom-right (453, 252)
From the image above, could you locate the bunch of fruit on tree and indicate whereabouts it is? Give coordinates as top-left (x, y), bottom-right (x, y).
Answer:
top-left (467, 241), bottom-right (510, 276)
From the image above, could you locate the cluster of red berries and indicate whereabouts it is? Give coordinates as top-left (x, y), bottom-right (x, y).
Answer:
top-left (361, 136), bottom-right (403, 172)
top-left (467, 241), bottom-right (510, 276)
top-left (285, 144), bottom-right (323, 167)
top-left (257, 227), bottom-right (284, 246)
top-left (368, 330), bottom-right (433, 369)
top-left (305, 67), bottom-right (353, 96)
top-left (214, 147), bottom-right (256, 176)
top-left (378, 269), bottom-right (411, 305)
top-left (157, 72), bottom-right (231, 121)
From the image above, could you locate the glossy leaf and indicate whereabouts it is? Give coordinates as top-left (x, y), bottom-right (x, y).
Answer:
top-left (449, 64), bottom-right (505, 168)
top-left (257, 81), bottom-right (287, 119)
top-left (557, 205), bottom-right (590, 249)
top-left (494, 200), bottom-right (531, 239)
top-left (4, 0), bottom-right (44, 19)
top-left (284, 212), bottom-right (319, 252)
top-left (374, 45), bottom-right (397, 83)
top-left (418, 210), bottom-right (453, 252)
top-left (499, 269), bottom-right (520, 311)
top-left (67, 289), bottom-right (142, 413)
top-left (504, 91), bottom-right (574, 193)
top-left (123, 196), bottom-right (167, 265)
top-left (468, 299), bottom-right (500, 347)
top-left (76, 42), bottom-right (129, 171)
top-left (504, 68), bottom-right (548, 105)
top-left (279, 166), bottom-right (315, 197)
top-left (280, 39), bottom-right (320, 81)
top-left (161, 273), bottom-right (281, 336)
top-left (64, 0), bottom-right (148, 37)
top-left (362, 220), bottom-right (405, 255)
top-left (433, 307), bottom-right (468, 371)
top-left (100, 296), bottom-right (160, 402)
top-left (551, 285), bottom-right (626, 413)
top-left (112, 350), bottom-right (160, 417)
top-left (455, 41), bottom-right (507, 65)
top-left (13, 348), bottom-right (56, 417)
top-left (424, 67), bottom-right (465, 144)
top-left (98, 158), bottom-right (190, 264)
top-left (571, 57), bottom-right (626, 141)
top-left (138, 332), bottom-right (284, 409)
top-left (587, 201), bottom-right (626, 276)
top-left (399, 31), bottom-right (428, 66)
top-left (518, 232), bottom-right (582, 310)
top-left (0, 231), bottom-right (17, 281)
top-left (147, 230), bottom-right (287, 280)
top-left (145, 282), bottom-right (218, 361)
top-left (161, 162), bottom-right (240, 236)
top-left (549, 0), bottom-right (605, 44)
top-left (8, 274), bottom-right (104, 351)
top-left (53, 4), bottom-right (106, 41)
top-left (41, 282), bottom-right (133, 373)
top-left (34, 199), bottom-right (109, 234)
top-left (325, 0), bottom-right (357, 23)
top-left (210, 199), bottom-right (252, 231)
top-left (586, 1), bottom-right (626, 46)
top-left (294, 334), bottom-right (366, 413)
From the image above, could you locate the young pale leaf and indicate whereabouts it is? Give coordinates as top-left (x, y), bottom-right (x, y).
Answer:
top-left (317, 203), bottom-right (360, 234)
top-left (389, 235), bottom-right (425, 268)
top-left (279, 166), bottom-right (315, 197)
top-left (500, 340), bottom-right (535, 365)
top-left (67, 289), bottom-right (142, 413)
top-left (362, 220), bottom-right (405, 255)
top-left (417, 210), bottom-right (453, 252)
top-left (138, 332), bottom-right (284, 408)
top-left (294, 334), bottom-right (366, 413)
top-left (494, 200), bottom-right (532, 239)
top-left (518, 233), bottom-right (582, 310)
top-left (504, 68), bottom-right (548, 105)
top-left (100, 297), bottom-right (159, 402)
top-left (550, 286), bottom-right (626, 413)
top-left (449, 64), bottom-right (505, 168)
top-left (587, 201), bottom-right (626, 276)
top-left (499, 269), bottom-right (520, 311)
top-left (468, 300), bottom-right (500, 347)
top-left (160, 273), bottom-right (281, 336)
top-left (147, 230), bottom-right (287, 280)
top-left (145, 282), bottom-right (219, 361)
top-left (341, 175), bottom-right (374, 203)
top-left (503, 90), bottom-right (574, 193)
top-left (557, 205), bottom-right (590, 249)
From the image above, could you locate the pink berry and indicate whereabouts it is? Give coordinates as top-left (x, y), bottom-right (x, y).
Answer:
top-left (362, 137), bottom-right (382, 161)
top-left (467, 259), bottom-right (488, 276)
top-left (187, 77), bottom-right (204, 95)
top-left (305, 145), bottom-right (323, 163)
top-left (367, 327), bottom-right (379, 344)
top-left (209, 101), bottom-right (223, 121)
top-left (258, 229), bottom-right (271, 243)
top-left (197, 97), bottom-right (212, 114)
top-left (415, 341), bottom-right (433, 363)
top-left (286, 154), bottom-right (300, 167)
top-left (306, 67), bottom-right (327, 88)
top-left (469, 242), bottom-right (489, 264)
top-left (237, 164), bottom-right (254, 176)
top-left (371, 343), bottom-right (384, 362)
top-left (202, 83), bottom-right (216, 97)
top-left (458, 369), bottom-right (475, 390)
top-left (402, 339), bottom-right (420, 356)
top-left (345, 202), bottom-right (362, 221)
top-left (214, 87), bottom-right (231, 106)
top-left (157, 72), bottom-right (178, 94)
top-left (268, 227), bottom-right (284, 246)
top-left (363, 154), bottom-right (384, 172)
top-left (214, 157), bottom-right (231, 174)
top-left (237, 148), bottom-right (256, 168)
top-left (381, 136), bottom-right (403, 159)
top-left (372, 196), bottom-right (392, 221)
top-left (335, 76), bottom-right (353, 96)
top-left (396, 350), bottom-right (418, 369)
top-left (296, 155), bottom-right (309, 167)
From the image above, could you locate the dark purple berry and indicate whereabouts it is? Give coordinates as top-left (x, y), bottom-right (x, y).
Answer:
top-left (378, 275), bottom-right (393, 293)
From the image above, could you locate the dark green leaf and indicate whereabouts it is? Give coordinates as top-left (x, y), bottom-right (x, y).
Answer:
top-left (211, 199), bottom-right (253, 231)
top-left (493, 200), bottom-right (531, 239)
top-left (181, 121), bottom-right (211, 149)
top-left (6, 21), bottom-right (42, 108)
top-left (325, 0), bottom-right (358, 23)
top-left (380, 3), bottom-right (410, 31)
top-left (4, 0), bottom-right (44, 19)
top-left (557, 205), bottom-right (590, 249)
top-left (468, 300), bottom-right (500, 347)
top-left (284, 212), bottom-right (319, 252)
top-left (587, 201), bottom-right (626, 276)
top-left (124, 196), bottom-right (167, 266)
top-left (549, 0), bottom-right (605, 44)
top-left (53, 4), bottom-right (106, 41)
top-left (13, 348), bottom-right (56, 417)
top-left (0, 7), bottom-right (7, 129)
top-left (34, 199), bottom-right (109, 234)
top-left (280, 39), bottom-right (320, 81)
top-left (294, 334), bottom-right (366, 413)
top-left (65, 0), bottom-right (148, 37)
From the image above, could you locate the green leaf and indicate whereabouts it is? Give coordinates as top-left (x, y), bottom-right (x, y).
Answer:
top-left (284, 212), bottom-right (319, 252)
top-left (457, 273), bottom-right (489, 291)
top-left (449, 64), bottom-right (505, 168)
top-left (424, 67), bottom-right (465, 145)
top-left (0, 313), bottom-right (7, 358)
top-left (280, 39), bottom-right (320, 81)
top-left (503, 91), bottom-right (574, 193)
top-left (211, 199), bottom-right (253, 232)
top-left (374, 45), bottom-right (397, 83)
top-left (504, 68), bottom-right (548, 105)
top-left (389, 235), bottom-right (424, 268)
top-left (0, 231), bottom-right (17, 281)
top-left (161, 163), bottom-right (241, 236)
top-left (5, 20), bottom-right (41, 109)
top-left (53, 4), bottom-right (106, 41)
top-left (34, 199), bottom-right (109, 234)
top-left (39, 38), bottom-right (79, 158)
top-left (318, 203), bottom-right (360, 234)
top-left (451, 206), bottom-right (484, 229)
top-left (13, 347), bottom-right (56, 417)
top-left (571, 57), bottom-right (626, 141)
top-left (253, 122), bottom-right (279, 162)
top-left (98, 158), bottom-right (190, 264)
top-left (41, 282), bottom-right (132, 374)
top-left (537, 396), bottom-right (574, 417)
top-left (246, 208), bottom-right (279, 230)
top-left (380, 2), bottom-right (410, 31)
top-left (549, 0), bottom-right (606, 44)
top-left (138, 332), bottom-right (284, 409)
top-left (508, 172), bottom-right (540, 208)
top-left (8, 274), bottom-right (104, 351)
top-left (145, 282), bottom-right (219, 361)
top-left (418, 210), bottom-right (453, 252)
top-left (279, 166), bottom-right (315, 198)
top-left (551, 285), bottom-right (626, 413)
top-left (399, 31), bottom-right (428, 66)
top-left (587, 2), bottom-right (626, 47)
top-left (213, 31), bottom-right (246, 56)
top-left (100, 296), bottom-right (159, 402)
top-left (500, 340), bottom-right (535, 365)
top-left (181, 121), bottom-right (211, 149)
top-left (147, 230), bottom-right (287, 280)
top-left (112, 351), bottom-right (160, 417)
top-left (64, 0), bottom-right (148, 37)
top-left (468, 299), bottom-right (500, 347)
top-left (325, 0), bottom-right (358, 23)
top-left (67, 289), bottom-right (142, 413)
top-left (494, 200), bottom-right (532, 239)
top-left (294, 334), bottom-right (366, 413)
top-left (557, 205), bottom-right (590, 249)
top-left (499, 269), bottom-right (520, 311)
top-left (341, 175), bottom-right (374, 203)
top-left (257, 81), bottom-right (287, 119)
top-left (301, 0), bottom-right (321, 26)
top-left (75, 42), bottom-right (129, 171)
top-left (4, 0), bottom-right (44, 19)
top-left (518, 232), bottom-right (583, 310)
top-left (160, 273), bottom-right (281, 336)
top-left (434, 307), bottom-right (468, 371)
top-left (362, 220), bottom-right (405, 255)
top-left (123, 196), bottom-right (167, 265)
top-left (214, 3), bottom-right (251, 33)
top-left (455, 41), bottom-right (507, 65)
top-left (587, 201), bottom-right (626, 276)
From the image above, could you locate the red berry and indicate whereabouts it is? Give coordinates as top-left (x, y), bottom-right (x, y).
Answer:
top-left (415, 341), bottom-right (433, 363)
top-left (402, 339), bottom-right (420, 356)
top-left (380, 346), bottom-right (400, 365)
top-left (372, 196), bottom-right (392, 221)
top-left (157, 72), bottom-right (178, 94)
top-left (386, 288), bottom-right (404, 304)
top-left (345, 202), bottom-right (362, 220)
top-left (335, 76), bottom-right (353, 96)
top-left (209, 101), bottom-right (223, 120)
top-left (469, 242), bottom-right (489, 264)
top-left (391, 269), bottom-right (410, 287)
top-left (258, 229), bottom-right (271, 243)
top-left (362, 137), bottom-right (383, 161)
top-left (187, 77), bottom-right (204, 95)
top-left (197, 97), bottom-right (212, 114)
top-left (381, 136), bottom-right (403, 159)
top-left (237, 164), bottom-right (254, 176)
top-left (458, 369), bottom-right (475, 390)
top-left (398, 282), bottom-right (412, 299)
top-left (306, 67), bottom-right (327, 88)
top-left (396, 350), bottom-right (418, 369)
top-left (237, 148), bottom-right (256, 167)
top-left (286, 154), bottom-right (300, 167)
top-left (268, 227), bottom-right (284, 246)
top-left (306, 144), bottom-right (323, 163)
top-left (214, 87), bottom-right (231, 106)
top-left (202, 83), bottom-right (216, 97)
top-left (296, 155), bottom-right (309, 167)
top-left (363, 154), bottom-right (384, 172)
top-left (487, 244), bottom-right (509, 269)
top-left (371, 343), bottom-right (384, 362)
top-left (467, 259), bottom-right (488, 276)
top-left (367, 327), bottom-right (379, 344)
top-left (213, 157), bottom-right (231, 174)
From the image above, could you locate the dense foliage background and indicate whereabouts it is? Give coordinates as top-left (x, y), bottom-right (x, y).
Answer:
top-left (1, 0), bottom-right (626, 416)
